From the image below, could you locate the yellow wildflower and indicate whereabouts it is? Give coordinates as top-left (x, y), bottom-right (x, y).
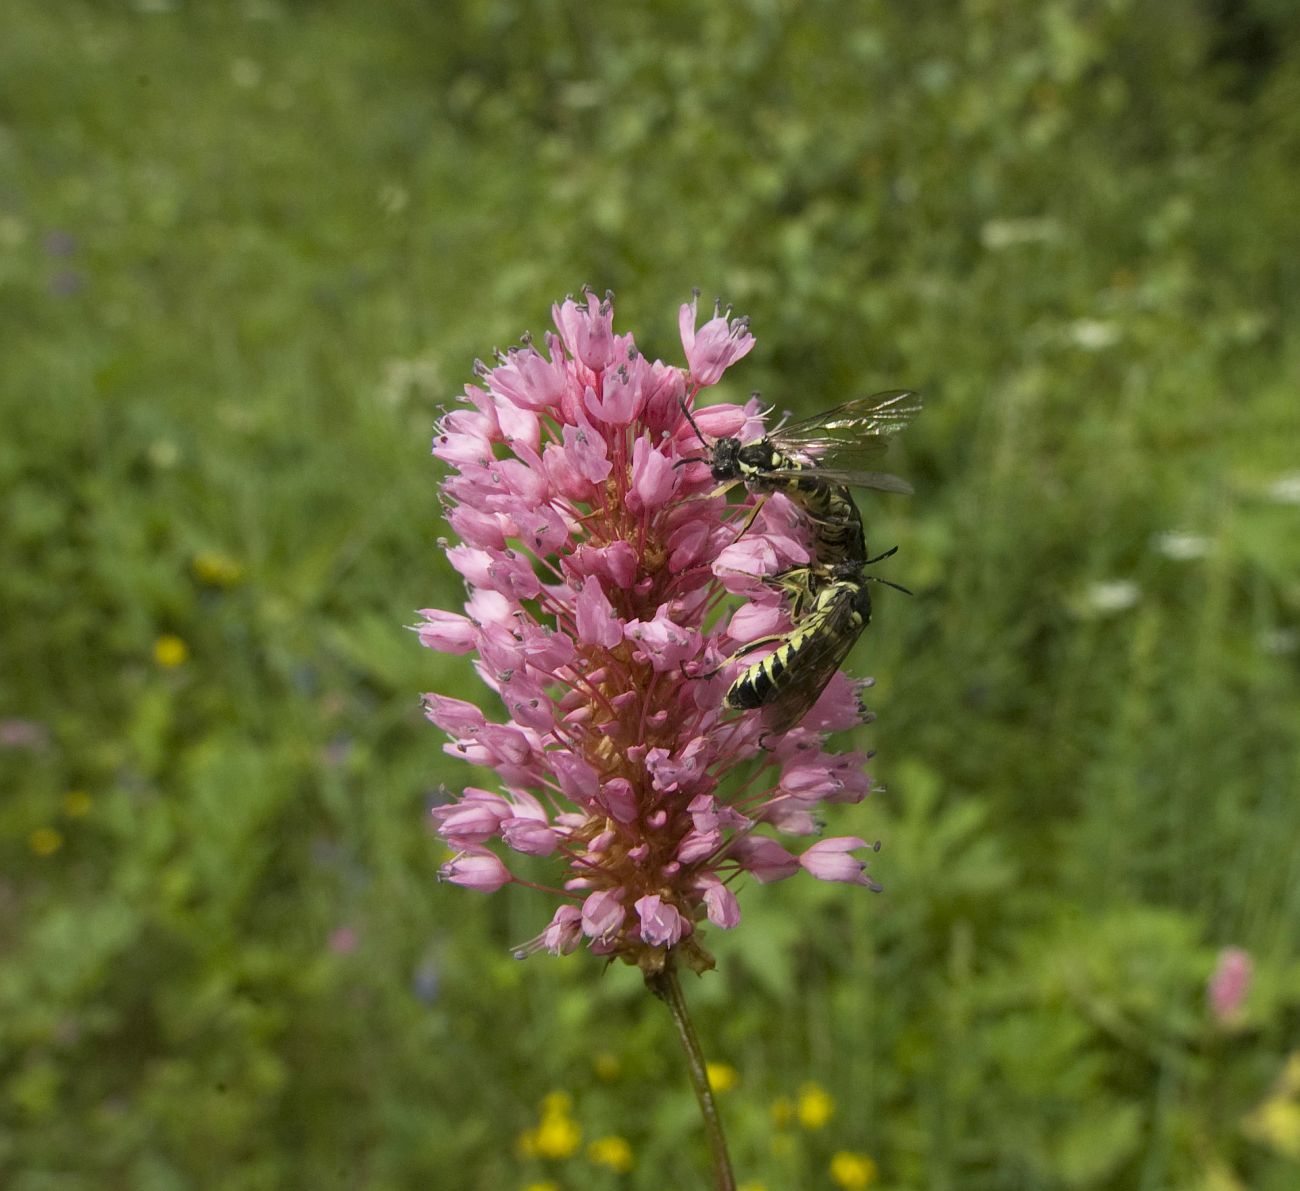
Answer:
top-left (153, 634), bottom-right (188, 668)
top-left (1244, 1095), bottom-right (1300, 1159)
top-left (588, 1134), bottom-right (633, 1173)
top-left (1282, 1052), bottom-right (1300, 1097)
top-left (192, 550), bottom-right (245, 588)
top-left (593, 1052), bottom-right (621, 1081)
top-left (29, 827), bottom-right (63, 856)
top-left (830, 1150), bottom-right (879, 1188)
top-left (522, 1183), bottom-right (561, 1191)
top-left (63, 790), bottom-right (92, 817)
top-left (518, 1092), bottom-right (582, 1161)
top-left (796, 1082), bottom-right (835, 1130)
top-left (706, 1062), bottom-right (738, 1093)
top-left (1200, 1158), bottom-right (1246, 1191)
top-left (541, 1091), bottom-right (572, 1115)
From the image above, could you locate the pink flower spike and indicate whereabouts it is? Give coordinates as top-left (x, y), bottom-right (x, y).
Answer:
top-left (440, 848), bottom-right (513, 892)
top-left (422, 293), bottom-right (897, 966)
top-left (679, 292), bottom-right (755, 386)
top-left (1208, 947), bottom-right (1253, 1025)
top-left (799, 837), bottom-right (881, 889)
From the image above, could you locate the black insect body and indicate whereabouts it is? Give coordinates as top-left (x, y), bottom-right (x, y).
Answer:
top-left (724, 563), bottom-right (875, 735)
top-left (682, 389), bottom-right (921, 570)
top-left (683, 389), bottom-right (919, 734)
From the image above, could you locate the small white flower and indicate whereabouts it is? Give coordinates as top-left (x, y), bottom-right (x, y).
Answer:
top-left (1259, 628), bottom-right (1298, 657)
top-left (980, 217), bottom-right (1062, 250)
top-left (1265, 472), bottom-right (1300, 506)
top-left (230, 58), bottom-right (263, 90)
top-left (1080, 579), bottom-right (1141, 616)
top-left (1068, 319), bottom-right (1122, 350)
top-left (1150, 530), bottom-right (1210, 561)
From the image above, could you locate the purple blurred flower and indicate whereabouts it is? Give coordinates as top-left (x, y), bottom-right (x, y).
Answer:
top-left (43, 230), bottom-right (77, 257)
top-left (1208, 946), bottom-right (1252, 1025)
top-left (49, 270), bottom-right (83, 297)
top-left (0, 718), bottom-right (49, 750)
top-left (328, 926), bottom-right (359, 955)
top-left (420, 291), bottom-right (880, 974)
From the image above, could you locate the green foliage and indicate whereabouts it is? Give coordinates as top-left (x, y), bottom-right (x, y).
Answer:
top-left (2, 0), bottom-right (1298, 1186)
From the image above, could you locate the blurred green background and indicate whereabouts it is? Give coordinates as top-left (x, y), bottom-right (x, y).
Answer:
top-left (3, 1), bottom-right (1299, 1188)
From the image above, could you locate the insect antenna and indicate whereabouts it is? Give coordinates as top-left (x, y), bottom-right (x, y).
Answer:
top-left (677, 396), bottom-right (710, 449)
top-left (862, 544), bottom-right (911, 593)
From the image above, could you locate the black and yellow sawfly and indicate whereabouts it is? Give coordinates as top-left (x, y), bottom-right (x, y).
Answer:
top-left (722, 551), bottom-right (907, 735)
top-left (679, 389), bottom-right (921, 569)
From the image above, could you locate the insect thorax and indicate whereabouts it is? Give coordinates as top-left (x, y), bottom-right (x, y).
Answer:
top-left (708, 437), bottom-right (746, 482)
top-left (729, 440), bottom-right (787, 483)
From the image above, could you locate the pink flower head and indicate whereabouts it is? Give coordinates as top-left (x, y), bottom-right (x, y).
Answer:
top-left (1208, 946), bottom-right (1253, 1025)
top-left (419, 293), bottom-right (885, 973)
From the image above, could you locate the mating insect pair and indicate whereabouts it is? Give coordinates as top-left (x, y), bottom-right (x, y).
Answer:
top-left (679, 390), bottom-right (920, 733)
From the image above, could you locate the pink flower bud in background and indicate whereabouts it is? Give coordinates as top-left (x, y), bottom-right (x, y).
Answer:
top-left (1208, 946), bottom-right (1253, 1025)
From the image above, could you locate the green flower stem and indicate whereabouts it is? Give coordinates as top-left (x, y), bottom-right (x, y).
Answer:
top-left (648, 959), bottom-right (736, 1191)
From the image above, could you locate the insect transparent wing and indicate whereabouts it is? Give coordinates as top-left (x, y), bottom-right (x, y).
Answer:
top-left (771, 390), bottom-right (921, 451)
top-left (750, 464), bottom-right (914, 494)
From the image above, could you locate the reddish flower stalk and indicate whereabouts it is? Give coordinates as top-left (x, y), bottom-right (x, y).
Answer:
top-left (419, 290), bottom-right (881, 977)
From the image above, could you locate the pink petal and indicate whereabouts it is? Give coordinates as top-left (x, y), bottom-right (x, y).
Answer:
top-left (575, 578), bottom-right (623, 648)
top-left (799, 837), bottom-right (880, 888)
top-left (678, 294), bottom-right (755, 386)
top-left (729, 835), bottom-right (800, 883)
top-left (581, 889), bottom-right (626, 942)
top-left (542, 905), bottom-right (584, 955)
top-left (696, 876), bottom-right (741, 928)
top-left (414, 609), bottom-right (477, 654)
top-left (635, 894), bottom-right (686, 947)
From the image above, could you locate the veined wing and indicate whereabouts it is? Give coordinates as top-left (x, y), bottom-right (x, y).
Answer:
top-left (750, 462), bottom-right (913, 495)
top-left (769, 389), bottom-right (922, 460)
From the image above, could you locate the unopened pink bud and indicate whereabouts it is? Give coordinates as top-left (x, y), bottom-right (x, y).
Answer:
top-left (440, 848), bottom-right (512, 892)
top-left (799, 838), bottom-right (879, 888)
top-left (415, 610), bottom-right (478, 654)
